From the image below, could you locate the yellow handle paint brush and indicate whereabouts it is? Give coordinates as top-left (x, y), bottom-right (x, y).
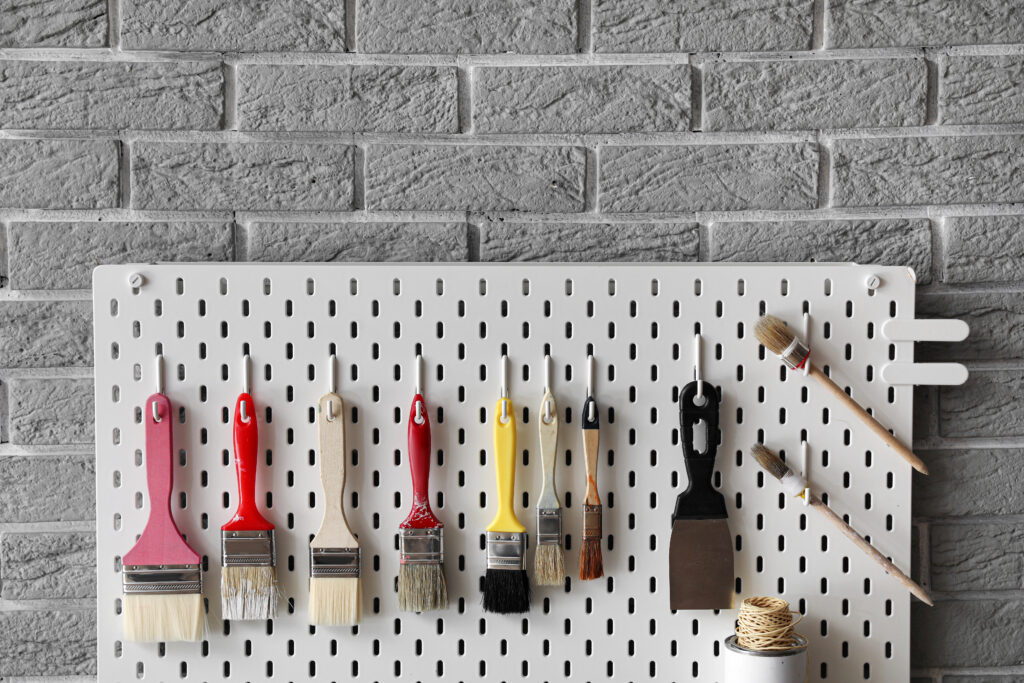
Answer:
top-left (482, 354), bottom-right (531, 613)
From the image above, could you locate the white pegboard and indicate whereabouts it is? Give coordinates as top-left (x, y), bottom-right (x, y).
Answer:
top-left (93, 263), bottom-right (916, 682)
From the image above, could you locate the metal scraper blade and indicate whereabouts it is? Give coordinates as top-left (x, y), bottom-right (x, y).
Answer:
top-left (668, 517), bottom-right (734, 611)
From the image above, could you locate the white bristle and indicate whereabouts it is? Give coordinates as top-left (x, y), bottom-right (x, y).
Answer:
top-left (220, 566), bottom-right (279, 621)
top-left (309, 577), bottom-right (362, 626)
top-left (398, 564), bottom-right (449, 613)
top-left (123, 593), bottom-right (205, 642)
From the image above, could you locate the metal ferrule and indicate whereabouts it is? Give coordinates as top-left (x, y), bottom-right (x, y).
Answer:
top-left (399, 527), bottom-right (444, 566)
top-left (122, 564), bottom-right (202, 595)
top-left (778, 337), bottom-right (810, 370)
top-left (221, 529), bottom-right (276, 567)
top-left (310, 546), bottom-right (361, 578)
top-left (582, 504), bottom-right (603, 540)
top-left (536, 508), bottom-right (562, 546)
top-left (486, 531), bottom-right (527, 571)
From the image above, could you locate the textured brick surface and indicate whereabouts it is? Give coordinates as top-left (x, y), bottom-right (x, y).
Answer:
top-left (918, 292), bottom-right (1024, 361)
top-left (475, 66), bottom-right (690, 133)
top-left (704, 59), bottom-right (927, 131)
top-left (480, 222), bottom-right (699, 261)
top-left (245, 222), bottom-right (469, 261)
top-left (0, 610), bottom-right (96, 676)
top-left (0, 301), bottom-right (92, 367)
top-left (593, 0), bottom-right (813, 52)
top-left (942, 57), bottom-right (1024, 125)
top-left (357, 0), bottom-right (576, 53)
top-left (367, 145), bottom-right (585, 211)
top-left (944, 215), bottom-right (1024, 284)
top-left (939, 370), bottom-right (1024, 439)
top-left (238, 65), bottom-right (457, 133)
top-left (930, 523), bottom-right (1024, 592)
top-left (601, 144), bottom-right (817, 212)
top-left (912, 600), bottom-right (1024, 668)
top-left (710, 219), bottom-right (931, 282)
top-left (132, 142), bottom-right (353, 211)
top-left (0, 455), bottom-right (95, 523)
top-left (0, 60), bottom-right (222, 130)
top-left (0, 139), bottom-right (118, 209)
top-left (122, 0), bottom-right (345, 51)
top-left (834, 135), bottom-right (1024, 207)
top-left (0, 0), bottom-right (106, 47)
top-left (8, 379), bottom-right (95, 445)
top-left (830, 0), bottom-right (1024, 47)
top-left (8, 221), bottom-right (233, 289)
top-left (0, 532), bottom-right (96, 599)
top-left (916, 450), bottom-right (1024, 518)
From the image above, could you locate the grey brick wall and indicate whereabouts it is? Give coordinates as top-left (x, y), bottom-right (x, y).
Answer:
top-left (0, 1), bottom-right (1020, 680)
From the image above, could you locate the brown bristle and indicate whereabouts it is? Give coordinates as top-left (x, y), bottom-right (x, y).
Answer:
top-left (753, 314), bottom-right (798, 356)
top-left (750, 444), bottom-right (791, 481)
top-left (578, 539), bottom-right (604, 580)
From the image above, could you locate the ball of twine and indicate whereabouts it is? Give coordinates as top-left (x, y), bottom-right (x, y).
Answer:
top-left (735, 596), bottom-right (803, 652)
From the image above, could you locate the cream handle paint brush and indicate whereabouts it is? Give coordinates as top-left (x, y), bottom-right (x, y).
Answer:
top-left (751, 444), bottom-right (932, 606)
top-left (309, 355), bottom-right (361, 626)
top-left (534, 354), bottom-right (566, 586)
top-left (754, 314), bottom-right (927, 475)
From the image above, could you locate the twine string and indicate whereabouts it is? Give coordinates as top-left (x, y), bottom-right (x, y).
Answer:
top-left (735, 596), bottom-right (803, 652)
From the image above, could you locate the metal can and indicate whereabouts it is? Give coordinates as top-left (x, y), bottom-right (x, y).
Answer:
top-left (723, 634), bottom-right (808, 683)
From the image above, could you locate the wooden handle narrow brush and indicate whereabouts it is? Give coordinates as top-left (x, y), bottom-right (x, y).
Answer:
top-left (537, 391), bottom-right (560, 513)
top-left (751, 444), bottom-right (932, 606)
top-left (582, 398), bottom-right (600, 508)
top-left (754, 314), bottom-right (927, 475)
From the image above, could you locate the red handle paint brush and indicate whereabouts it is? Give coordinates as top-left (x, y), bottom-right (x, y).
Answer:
top-left (220, 355), bottom-right (278, 621)
top-left (398, 355), bottom-right (448, 612)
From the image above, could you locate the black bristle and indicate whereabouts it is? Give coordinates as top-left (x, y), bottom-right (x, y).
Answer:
top-left (482, 569), bottom-right (531, 614)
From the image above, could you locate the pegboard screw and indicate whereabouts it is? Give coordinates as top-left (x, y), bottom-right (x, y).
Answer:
top-left (128, 272), bottom-right (145, 289)
top-left (865, 274), bottom-right (882, 291)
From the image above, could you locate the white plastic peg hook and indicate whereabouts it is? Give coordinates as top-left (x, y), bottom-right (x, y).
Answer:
top-left (586, 354), bottom-right (596, 422)
top-left (542, 354), bottom-right (554, 424)
top-left (800, 440), bottom-right (810, 506)
top-left (801, 312), bottom-right (812, 377)
top-left (414, 354), bottom-right (425, 425)
top-left (693, 333), bottom-right (704, 402)
top-left (240, 353), bottom-right (251, 423)
top-left (500, 354), bottom-right (510, 423)
top-left (152, 354), bottom-right (165, 422)
top-left (326, 353), bottom-right (339, 422)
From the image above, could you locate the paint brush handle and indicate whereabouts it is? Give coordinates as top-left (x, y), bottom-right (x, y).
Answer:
top-left (537, 391), bottom-right (559, 511)
top-left (582, 396), bottom-right (601, 506)
top-left (487, 398), bottom-right (524, 533)
top-left (808, 364), bottom-right (928, 475)
top-left (222, 392), bottom-right (274, 532)
top-left (402, 393), bottom-right (441, 529)
top-left (810, 494), bottom-right (933, 606)
top-left (124, 393), bottom-right (199, 566)
top-left (313, 392), bottom-right (356, 546)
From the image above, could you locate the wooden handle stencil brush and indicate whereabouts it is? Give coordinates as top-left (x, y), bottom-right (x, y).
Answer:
top-left (398, 354), bottom-right (448, 612)
top-left (751, 444), bottom-right (932, 606)
top-left (220, 354), bottom-right (279, 621)
top-left (534, 354), bottom-right (566, 586)
top-left (122, 354), bottom-right (204, 642)
top-left (309, 355), bottom-right (361, 626)
top-left (482, 354), bottom-right (531, 614)
top-left (754, 314), bottom-right (928, 475)
top-left (579, 354), bottom-right (604, 581)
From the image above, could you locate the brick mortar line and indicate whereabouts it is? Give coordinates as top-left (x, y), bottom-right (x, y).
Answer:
top-left (0, 445), bottom-right (94, 455)
top-left (0, 367), bottom-right (95, 378)
top-left (0, 599), bottom-right (96, 612)
top-left (5, 45), bottom-right (1024, 64)
top-left (7, 125), bottom-right (1024, 145)
top-left (0, 521), bottom-right (96, 533)
top-left (915, 514), bottom-right (1024, 525)
top-left (915, 436), bottom-right (1024, 450)
top-left (5, 205), bottom-right (1024, 225)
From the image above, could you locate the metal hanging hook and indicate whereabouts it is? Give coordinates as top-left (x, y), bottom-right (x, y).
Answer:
top-left (542, 354), bottom-right (554, 424)
top-left (499, 354), bottom-right (510, 423)
top-left (326, 353), bottom-right (338, 422)
top-left (801, 312), bottom-right (812, 377)
top-left (693, 333), bottom-right (704, 403)
top-left (240, 353), bottom-right (251, 423)
top-left (586, 354), bottom-right (596, 422)
top-left (800, 439), bottom-right (811, 507)
top-left (152, 353), bottom-right (165, 422)
top-left (414, 353), bottom-right (425, 425)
